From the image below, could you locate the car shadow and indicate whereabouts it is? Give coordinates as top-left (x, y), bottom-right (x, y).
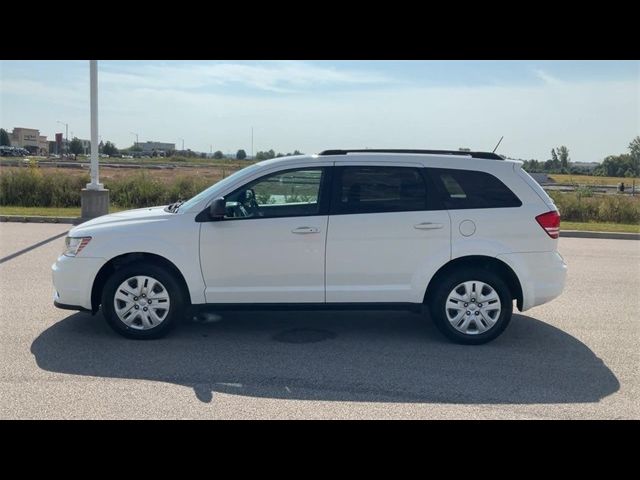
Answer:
top-left (31, 309), bottom-right (619, 404)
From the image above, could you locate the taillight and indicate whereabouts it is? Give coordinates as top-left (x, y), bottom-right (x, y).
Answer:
top-left (536, 210), bottom-right (561, 239)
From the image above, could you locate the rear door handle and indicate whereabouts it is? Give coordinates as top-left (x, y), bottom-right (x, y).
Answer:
top-left (292, 226), bottom-right (320, 234)
top-left (414, 222), bottom-right (444, 230)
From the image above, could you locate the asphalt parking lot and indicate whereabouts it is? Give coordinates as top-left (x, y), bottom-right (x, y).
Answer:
top-left (0, 222), bottom-right (638, 419)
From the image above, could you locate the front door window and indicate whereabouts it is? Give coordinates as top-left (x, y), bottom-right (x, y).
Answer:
top-left (224, 168), bottom-right (324, 219)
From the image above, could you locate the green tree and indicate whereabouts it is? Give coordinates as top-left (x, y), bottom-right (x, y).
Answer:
top-left (550, 148), bottom-right (560, 170)
top-left (236, 149), bottom-right (247, 160)
top-left (98, 140), bottom-right (104, 153)
top-left (556, 146), bottom-right (570, 171)
top-left (69, 137), bottom-right (84, 160)
top-left (213, 150), bottom-right (224, 159)
top-left (594, 154), bottom-right (635, 177)
top-left (0, 128), bottom-right (11, 146)
top-left (630, 136), bottom-right (640, 174)
top-left (102, 141), bottom-right (118, 156)
top-left (522, 159), bottom-right (543, 173)
top-left (544, 159), bottom-right (554, 171)
top-left (256, 149), bottom-right (277, 160)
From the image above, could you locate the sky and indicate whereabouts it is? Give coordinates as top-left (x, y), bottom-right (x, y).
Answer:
top-left (1, 60), bottom-right (638, 162)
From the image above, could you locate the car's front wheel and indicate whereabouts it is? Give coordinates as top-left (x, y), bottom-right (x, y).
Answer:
top-left (101, 262), bottom-right (185, 339)
top-left (429, 268), bottom-right (513, 345)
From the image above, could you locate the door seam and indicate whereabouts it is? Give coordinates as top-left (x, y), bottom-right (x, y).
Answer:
top-left (323, 215), bottom-right (330, 303)
top-left (197, 222), bottom-right (208, 302)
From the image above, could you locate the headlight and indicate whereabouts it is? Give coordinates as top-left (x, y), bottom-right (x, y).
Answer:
top-left (64, 236), bottom-right (92, 257)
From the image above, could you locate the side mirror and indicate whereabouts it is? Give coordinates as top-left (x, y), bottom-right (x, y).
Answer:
top-left (209, 198), bottom-right (227, 220)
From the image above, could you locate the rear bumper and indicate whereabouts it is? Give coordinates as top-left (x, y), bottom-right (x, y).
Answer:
top-left (52, 255), bottom-right (106, 311)
top-left (497, 250), bottom-right (567, 311)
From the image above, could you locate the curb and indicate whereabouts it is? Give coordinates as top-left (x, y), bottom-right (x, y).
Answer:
top-left (560, 230), bottom-right (639, 241)
top-left (0, 215), bottom-right (82, 225)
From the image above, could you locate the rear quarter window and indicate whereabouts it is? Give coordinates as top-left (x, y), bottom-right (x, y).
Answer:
top-left (429, 168), bottom-right (522, 209)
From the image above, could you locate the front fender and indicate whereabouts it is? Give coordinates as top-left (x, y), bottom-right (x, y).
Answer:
top-left (80, 215), bottom-right (206, 304)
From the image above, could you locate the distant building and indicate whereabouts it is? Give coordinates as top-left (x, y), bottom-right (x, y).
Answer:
top-left (9, 127), bottom-right (48, 155)
top-left (77, 139), bottom-right (91, 154)
top-left (135, 141), bottom-right (175, 153)
top-left (60, 138), bottom-right (91, 154)
top-left (38, 135), bottom-right (48, 155)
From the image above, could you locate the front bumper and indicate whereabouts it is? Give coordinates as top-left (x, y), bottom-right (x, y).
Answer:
top-left (52, 254), bottom-right (106, 311)
top-left (497, 250), bottom-right (567, 311)
top-left (53, 299), bottom-right (91, 312)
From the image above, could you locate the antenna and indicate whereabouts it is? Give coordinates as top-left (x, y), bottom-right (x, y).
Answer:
top-left (492, 136), bottom-right (504, 153)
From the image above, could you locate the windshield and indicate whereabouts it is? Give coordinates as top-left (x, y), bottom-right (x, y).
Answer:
top-left (177, 163), bottom-right (263, 212)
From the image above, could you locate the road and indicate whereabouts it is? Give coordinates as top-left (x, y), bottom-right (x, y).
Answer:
top-left (0, 222), bottom-right (638, 419)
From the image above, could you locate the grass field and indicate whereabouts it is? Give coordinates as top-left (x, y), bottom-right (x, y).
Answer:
top-left (0, 164), bottom-right (241, 185)
top-left (2, 162), bottom-right (639, 231)
top-left (0, 156), bottom-right (255, 170)
top-left (561, 221), bottom-right (640, 233)
top-left (0, 206), bottom-right (127, 217)
top-left (549, 174), bottom-right (640, 186)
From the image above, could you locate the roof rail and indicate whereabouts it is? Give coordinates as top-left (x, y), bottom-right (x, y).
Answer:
top-left (318, 149), bottom-right (504, 160)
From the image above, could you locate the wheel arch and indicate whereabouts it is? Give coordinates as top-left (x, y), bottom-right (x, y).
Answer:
top-left (423, 255), bottom-right (524, 311)
top-left (91, 252), bottom-right (192, 313)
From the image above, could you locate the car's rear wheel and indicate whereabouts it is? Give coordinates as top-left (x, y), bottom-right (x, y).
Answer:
top-left (101, 262), bottom-right (184, 339)
top-left (429, 268), bottom-right (513, 345)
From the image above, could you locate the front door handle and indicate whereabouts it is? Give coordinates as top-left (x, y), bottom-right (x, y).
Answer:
top-left (292, 226), bottom-right (320, 234)
top-left (414, 222), bottom-right (444, 230)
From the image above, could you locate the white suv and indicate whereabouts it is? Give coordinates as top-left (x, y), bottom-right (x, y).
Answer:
top-left (52, 149), bottom-right (567, 344)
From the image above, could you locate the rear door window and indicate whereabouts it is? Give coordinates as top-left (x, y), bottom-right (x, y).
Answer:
top-left (331, 166), bottom-right (429, 214)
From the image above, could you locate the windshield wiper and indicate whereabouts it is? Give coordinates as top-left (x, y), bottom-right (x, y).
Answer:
top-left (165, 200), bottom-right (182, 213)
top-left (171, 200), bottom-right (185, 213)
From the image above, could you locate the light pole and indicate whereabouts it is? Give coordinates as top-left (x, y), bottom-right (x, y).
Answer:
top-left (81, 59), bottom-right (108, 219)
top-left (88, 60), bottom-right (102, 189)
top-left (130, 131), bottom-right (139, 149)
top-left (178, 138), bottom-right (185, 152)
top-left (251, 127), bottom-right (254, 159)
top-left (56, 121), bottom-right (68, 157)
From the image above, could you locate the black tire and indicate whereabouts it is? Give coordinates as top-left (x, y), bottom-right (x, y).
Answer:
top-left (428, 267), bottom-right (513, 345)
top-left (101, 262), bottom-right (185, 339)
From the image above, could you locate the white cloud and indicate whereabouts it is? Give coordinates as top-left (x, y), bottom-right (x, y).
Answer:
top-left (89, 78), bottom-right (638, 162)
top-left (100, 61), bottom-right (393, 93)
top-left (533, 68), bottom-right (563, 86)
top-left (1, 78), bottom-right (85, 106)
